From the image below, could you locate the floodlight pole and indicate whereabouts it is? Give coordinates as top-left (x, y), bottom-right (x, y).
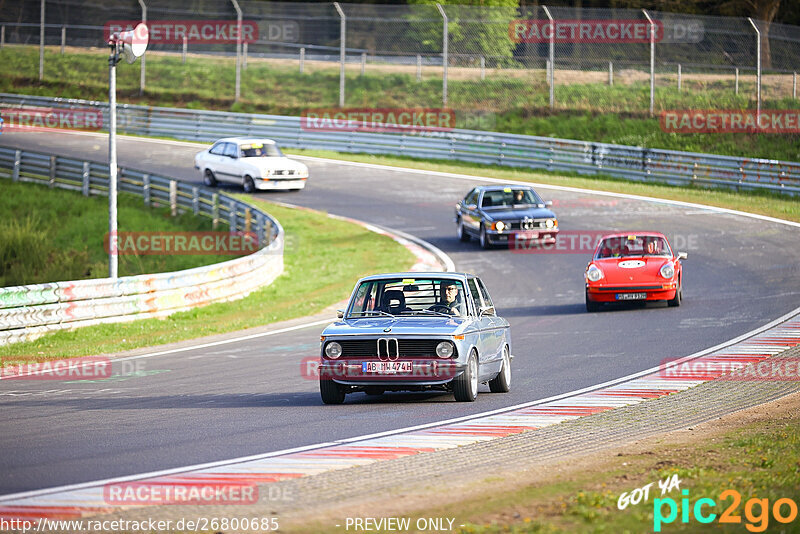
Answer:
top-left (108, 43), bottom-right (120, 278)
top-left (748, 17), bottom-right (761, 122)
top-left (436, 3), bottom-right (448, 107)
top-left (334, 2), bottom-right (346, 107)
top-left (231, 0), bottom-right (242, 102)
top-left (138, 0), bottom-right (146, 95)
top-left (542, 5), bottom-right (554, 110)
top-left (643, 9), bottom-right (655, 118)
top-left (39, 0), bottom-right (45, 80)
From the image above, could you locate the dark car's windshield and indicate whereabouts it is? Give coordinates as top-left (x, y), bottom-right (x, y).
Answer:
top-left (595, 235), bottom-right (672, 259)
top-left (240, 142), bottom-right (283, 158)
top-left (347, 278), bottom-right (467, 317)
top-left (481, 188), bottom-right (541, 209)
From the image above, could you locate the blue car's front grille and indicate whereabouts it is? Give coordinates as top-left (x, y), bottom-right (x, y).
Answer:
top-left (336, 339), bottom-right (452, 359)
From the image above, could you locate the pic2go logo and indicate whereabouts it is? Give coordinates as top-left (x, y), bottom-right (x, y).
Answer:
top-left (654, 489), bottom-right (798, 532)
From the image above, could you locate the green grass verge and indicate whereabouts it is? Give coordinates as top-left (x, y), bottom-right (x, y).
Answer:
top-left (2, 46), bottom-right (799, 161)
top-left (0, 197), bottom-right (415, 360)
top-left (0, 180), bottom-right (229, 286)
top-left (290, 398), bottom-right (800, 533)
top-left (287, 149), bottom-right (800, 224)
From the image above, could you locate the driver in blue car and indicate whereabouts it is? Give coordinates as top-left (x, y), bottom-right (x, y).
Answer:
top-left (433, 281), bottom-right (463, 316)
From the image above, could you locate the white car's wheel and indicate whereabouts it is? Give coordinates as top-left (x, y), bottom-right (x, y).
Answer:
top-left (243, 175), bottom-right (256, 194)
top-left (203, 169), bottom-right (217, 187)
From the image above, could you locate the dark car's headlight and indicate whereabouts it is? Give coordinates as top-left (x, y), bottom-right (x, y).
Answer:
top-left (545, 219), bottom-right (556, 229)
top-left (436, 341), bottom-right (455, 359)
top-left (325, 341), bottom-right (342, 359)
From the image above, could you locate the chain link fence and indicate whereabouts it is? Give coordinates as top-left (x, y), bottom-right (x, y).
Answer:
top-left (1, 1), bottom-right (799, 128)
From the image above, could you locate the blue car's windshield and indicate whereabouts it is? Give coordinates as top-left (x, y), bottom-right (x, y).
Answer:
top-left (347, 278), bottom-right (467, 317)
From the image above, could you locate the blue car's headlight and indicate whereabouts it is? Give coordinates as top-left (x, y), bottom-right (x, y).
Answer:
top-left (436, 341), bottom-right (455, 359)
top-left (325, 341), bottom-right (342, 359)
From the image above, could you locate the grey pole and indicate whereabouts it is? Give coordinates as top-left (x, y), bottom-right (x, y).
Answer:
top-left (108, 48), bottom-right (119, 279)
top-left (609, 61), bottom-right (613, 86)
top-left (39, 0), bottom-right (45, 81)
top-left (480, 56), bottom-right (485, 80)
top-left (138, 0), bottom-right (146, 95)
top-left (334, 2), bottom-right (346, 107)
top-left (677, 64), bottom-right (681, 91)
top-left (1, 26), bottom-right (5, 49)
top-left (748, 17), bottom-right (761, 121)
top-left (643, 9), bottom-right (655, 117)
top-left (436, 3), bottom-right (448, 107)
top-left (542, 6), bottom-right (554, 110)
top-left (182, 36), bottom-right (187, 63)
top-left (735, 67), bottom-right (739, 95)
top-left (416, 54), bottom-right (421, 82)
top-left (243, 42), bottom-right (248, 69)
top-left (232, 0), bottom-right (242, 102)
top-left (794, 72), bottom-right (797, 100)
top-left (361, 51), bottom-right (366, 75)
top-left (300, 47), bottom-right (305, 73)
top-left (60, 26), bottom-right (65, 54)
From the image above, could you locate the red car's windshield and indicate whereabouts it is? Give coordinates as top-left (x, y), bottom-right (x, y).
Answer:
top-left (595, 236), bottom-right (671, 259)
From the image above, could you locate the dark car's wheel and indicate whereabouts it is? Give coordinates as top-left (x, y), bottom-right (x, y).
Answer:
top-left (243, 175), bottom-right (256, 194)
top-left (668, 279), bottom-right (682, 307)
top-left (479, 224), bottom-right (491, 250)
top-left (586, 290), bottom-right (600, 312)
top-left (203, 169), bottom-right (217, 187)
top-left (457, 218), bottom-right (470, 242)
top-left (453, 351), bottom-right (479, 402)
top-left (320, 378), bottom-right (347, 404)
top-left (488, 346), bottom-right (511, 393)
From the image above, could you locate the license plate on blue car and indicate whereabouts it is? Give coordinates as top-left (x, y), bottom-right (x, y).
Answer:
top-left (362, 361), bottom-right (413, 374)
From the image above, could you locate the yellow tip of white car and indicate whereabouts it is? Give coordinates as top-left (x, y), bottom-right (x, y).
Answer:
top-left (194, 137), bottom-right (309, 193)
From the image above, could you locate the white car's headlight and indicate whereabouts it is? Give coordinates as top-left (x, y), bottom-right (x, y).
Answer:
top-left (660, 263), bottom-right (675, 279)
top-left (586, 264), bottom-right (604, 282)
top-left (436, 341), bottom-right (455, 359)
top-left (325, 342), bottom-right (342, 359)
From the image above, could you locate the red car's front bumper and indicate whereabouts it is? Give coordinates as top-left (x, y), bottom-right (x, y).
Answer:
top-left (586, 283), bottom-right (678, 303)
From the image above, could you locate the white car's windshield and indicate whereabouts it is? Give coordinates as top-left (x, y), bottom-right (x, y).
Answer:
top-left (348, 278), bottom-right (467, 317)
top-left (240, 142), bottom-right (283, 158)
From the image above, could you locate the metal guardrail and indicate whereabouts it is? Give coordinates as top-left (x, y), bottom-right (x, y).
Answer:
top-left (1, 93), bottom-right (797, 195)
top-left (0, 145), bottom-right (284, 345)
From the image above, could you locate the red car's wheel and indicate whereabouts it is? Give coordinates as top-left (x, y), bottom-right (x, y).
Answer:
top-left (668, 279), bottom-right (682, 307)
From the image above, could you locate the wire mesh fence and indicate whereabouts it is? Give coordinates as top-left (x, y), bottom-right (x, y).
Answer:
top-left (1, 1), bottom-right (799, 130)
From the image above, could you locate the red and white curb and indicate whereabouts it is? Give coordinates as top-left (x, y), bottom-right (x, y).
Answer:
top-left (2, 310), bottom-right (798, 521)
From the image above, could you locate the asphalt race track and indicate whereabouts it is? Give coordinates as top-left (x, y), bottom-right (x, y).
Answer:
top-left (1, 130), bottom-right (799, 496)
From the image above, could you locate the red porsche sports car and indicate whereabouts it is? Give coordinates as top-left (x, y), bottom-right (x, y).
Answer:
top-left (584, 232), bottom-right (687, 312)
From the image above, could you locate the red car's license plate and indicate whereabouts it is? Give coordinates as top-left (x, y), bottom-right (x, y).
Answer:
top-left (616, 292), bottom-right (648, 300)
top-left (362, 361), bottom-right (413, 374)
